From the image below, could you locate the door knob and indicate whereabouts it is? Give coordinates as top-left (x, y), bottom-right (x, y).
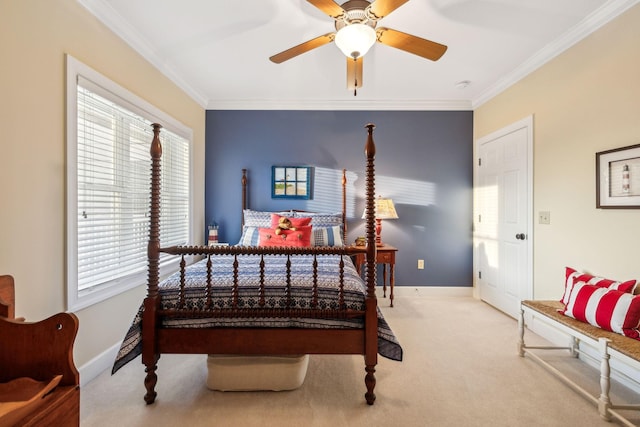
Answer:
top-left (515, 233), bottom-right (526, 240)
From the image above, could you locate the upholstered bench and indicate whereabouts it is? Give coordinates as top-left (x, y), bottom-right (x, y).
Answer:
top-left (518, 300), bottom-right (640, 426)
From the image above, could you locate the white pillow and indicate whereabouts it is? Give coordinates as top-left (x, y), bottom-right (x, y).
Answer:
top-left (243, 210), bottom-right (293, 228)
top-left (295, 212), bottom-right (343, 229)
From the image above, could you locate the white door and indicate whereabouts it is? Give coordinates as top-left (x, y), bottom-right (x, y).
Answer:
top-left (475, 116), bottom-right (533, 318)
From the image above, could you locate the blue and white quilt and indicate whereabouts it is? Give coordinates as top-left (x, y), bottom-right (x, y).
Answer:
top-left (112, 254), bottom-right (403, 373)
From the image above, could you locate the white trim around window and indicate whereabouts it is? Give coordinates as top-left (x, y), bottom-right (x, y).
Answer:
top-left (66, 54), bottom-right (194, 312)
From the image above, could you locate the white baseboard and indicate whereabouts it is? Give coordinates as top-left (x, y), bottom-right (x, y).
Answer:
top-left (78, 342), bottom-right (121, 387)
top-left (379, 286), bottom-right (473, 298)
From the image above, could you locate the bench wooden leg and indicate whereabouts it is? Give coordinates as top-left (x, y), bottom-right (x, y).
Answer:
top-left (518, 308), bottom-right (525, 357)
top-left (598, 337), bottom-right (612, 421)
top-left (570, 336), bottom-right (579, 358)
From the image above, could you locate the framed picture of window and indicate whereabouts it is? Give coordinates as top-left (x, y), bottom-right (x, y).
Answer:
top-left (272, 166), bottom-right (312, 199)
top-left (596, 143), bottom-right (640, 208)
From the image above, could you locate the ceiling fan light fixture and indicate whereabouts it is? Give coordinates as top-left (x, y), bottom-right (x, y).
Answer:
top-left (335, 23), bottom-right (376, 59)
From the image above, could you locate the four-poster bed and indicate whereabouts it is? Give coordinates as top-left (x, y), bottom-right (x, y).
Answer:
top-left (112, 123), bottom-right (402, 405)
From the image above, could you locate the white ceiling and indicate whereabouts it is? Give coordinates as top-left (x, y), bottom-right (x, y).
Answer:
top-left (79, 0), bottom-right (637, 110)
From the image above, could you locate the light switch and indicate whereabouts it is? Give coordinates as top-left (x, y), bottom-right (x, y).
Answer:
top-left (539, 211), bottom-right (551, 225)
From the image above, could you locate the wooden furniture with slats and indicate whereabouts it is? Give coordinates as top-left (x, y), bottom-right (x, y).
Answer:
top-left (0, 275), bottom-right (80, 427)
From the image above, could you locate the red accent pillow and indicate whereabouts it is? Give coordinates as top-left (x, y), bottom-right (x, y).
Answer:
top-left (560, 267), bottom-right (637, 305)
top-left (270, 214), bottom-right (312, 228)
top-left (562, 282), bottom-right (640, 339)
top-left (258, 226), bottom-right (312, 248)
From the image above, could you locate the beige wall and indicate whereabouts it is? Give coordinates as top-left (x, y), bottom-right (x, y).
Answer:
top-left (0, 1), bottom-right (205, 367)
top-left (474, 5), bottom-right (640, 299)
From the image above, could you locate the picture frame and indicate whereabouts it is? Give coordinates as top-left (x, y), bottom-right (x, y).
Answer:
top-left (272, 166), bottom-right (312, 199)
top-left (596, 143), bottom-right (640, 208)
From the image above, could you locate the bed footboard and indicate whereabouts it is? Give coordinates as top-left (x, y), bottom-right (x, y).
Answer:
top-left (157, 246), bottom-right (365, 319)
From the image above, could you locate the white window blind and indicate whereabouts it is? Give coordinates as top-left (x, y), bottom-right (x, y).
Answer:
top-left (67, 55), bottom-right (191, 310)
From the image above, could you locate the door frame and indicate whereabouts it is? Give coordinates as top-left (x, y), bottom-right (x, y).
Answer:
top-left (473, 115), bottom-right (534, 306)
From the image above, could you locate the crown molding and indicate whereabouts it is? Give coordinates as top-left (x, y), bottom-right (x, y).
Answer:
top-left (77, 0), bottom-right (209, 108)
top-left (206, 98), bottom-right (472, 111)
top-left (472, 0), bottom-right (640, 109)
top-left (79, 0), bottom-right (638, 112)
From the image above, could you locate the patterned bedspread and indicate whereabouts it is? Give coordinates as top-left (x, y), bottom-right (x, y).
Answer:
top-left (112, 254), bottom-right (403, 373)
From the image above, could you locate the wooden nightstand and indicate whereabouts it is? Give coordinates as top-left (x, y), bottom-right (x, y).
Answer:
top-left (352, 244), bottom-right (398, 307)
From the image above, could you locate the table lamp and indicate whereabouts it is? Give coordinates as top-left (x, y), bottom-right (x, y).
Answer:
top-left (363, 196), bottom-right (399, 246)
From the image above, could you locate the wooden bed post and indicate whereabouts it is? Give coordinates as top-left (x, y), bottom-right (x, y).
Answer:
top-left (241, 168), bottom-right (248, 232)
top-left (363, 123), bottom-right (378, 405)
top-left (143, 123), bottom-right (162, 404)
top-left (342, 168), bottom-right (348, 241)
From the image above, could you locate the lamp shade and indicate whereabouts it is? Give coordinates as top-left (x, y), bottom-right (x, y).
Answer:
top-left (363, 197), bottom-right (398, 246)
top-left (374, 198), bottom-right (399, 219)
top-left (363, 197), bottom-right (399, 220)
top-left (334, 23), bottom-right (376, 59)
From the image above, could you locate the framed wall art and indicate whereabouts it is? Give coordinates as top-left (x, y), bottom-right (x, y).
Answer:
top-left (596, 143), bottom-right (640, 208)
top-left (272, 166), bottom-right (312, 199)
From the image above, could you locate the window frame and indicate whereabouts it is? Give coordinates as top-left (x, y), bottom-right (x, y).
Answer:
top-left (66, 54), bottom-right (193, 311)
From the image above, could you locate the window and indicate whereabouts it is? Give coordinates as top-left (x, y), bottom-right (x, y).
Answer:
top-left (66, 55), bottom-right (192, 311)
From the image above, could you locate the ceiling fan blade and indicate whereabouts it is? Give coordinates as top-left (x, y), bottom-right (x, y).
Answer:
top-left (307, 0), bottom-right (346, 19)
top-left (269, 33), bottom-right (335, 63)
top-left (367, 0), bottom-right (409, 19)
top-left (376, 27), bottom-right (447, 61)
top-left (346, 56), bottom-right (364, 93)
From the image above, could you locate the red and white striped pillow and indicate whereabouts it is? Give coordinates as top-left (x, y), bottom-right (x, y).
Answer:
top-left (560, 267), bottom-right (637, 306)
top-left (562, 282), bottom-right (640, 339)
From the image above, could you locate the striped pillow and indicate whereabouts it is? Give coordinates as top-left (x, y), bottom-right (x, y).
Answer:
top-left (312, 226), bottom-right (344, 247)
top-left (562, 282), bottom-right (640, 339)
top-left (560, 267), bottom-right (637, 305)
top-left (237, 226), bottom-right (260, 246)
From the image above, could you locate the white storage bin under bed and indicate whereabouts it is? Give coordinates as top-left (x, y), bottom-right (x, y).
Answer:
top-left (206, 354), bottom-right (309, 391)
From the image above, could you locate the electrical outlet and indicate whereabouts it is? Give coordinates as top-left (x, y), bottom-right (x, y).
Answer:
top-left (417, 259), bottom-right (424, 270)
top-left (539, 211), bottom-right (551, 225)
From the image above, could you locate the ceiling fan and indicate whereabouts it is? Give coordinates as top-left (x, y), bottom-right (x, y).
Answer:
top-left (269, 0), bottom-right (447, 95)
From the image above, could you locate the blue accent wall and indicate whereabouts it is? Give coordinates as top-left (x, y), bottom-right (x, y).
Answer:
top-left (205, 110), bottom-right (473, 287)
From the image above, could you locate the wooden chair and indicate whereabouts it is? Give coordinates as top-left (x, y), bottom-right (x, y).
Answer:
top-left (0, 275), bottom-right (16, 319)
top-left (0, 275), bottom-right (80, 427)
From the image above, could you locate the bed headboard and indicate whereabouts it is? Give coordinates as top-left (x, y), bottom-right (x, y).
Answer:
top-left (240, 168), bottom-right (349, 241)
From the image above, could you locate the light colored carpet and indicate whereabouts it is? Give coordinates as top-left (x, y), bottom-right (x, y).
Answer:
top-left (80, 296), bottom-right (639, 426)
